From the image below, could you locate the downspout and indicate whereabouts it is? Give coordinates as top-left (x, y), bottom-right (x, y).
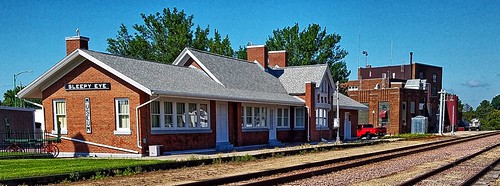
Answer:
top-left (136, 95), bottom-right (160, 149)
top-left (305, 106), bottom-right (310, 142)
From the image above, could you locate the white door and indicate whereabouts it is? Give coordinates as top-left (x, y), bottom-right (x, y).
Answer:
top-left (216, 102), bottom-right (229, 143)
top-left (344, 112), bottom-right (352, 139)
top-left (269, 108), bottom-right (277, 140)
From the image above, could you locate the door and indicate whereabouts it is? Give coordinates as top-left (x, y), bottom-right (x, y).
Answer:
top-left (344, 112), bottom-right (352, 139)
top-left (269, 108), bottom-right (277, 140)
top-left (216, 102), bottom-right (229, 143)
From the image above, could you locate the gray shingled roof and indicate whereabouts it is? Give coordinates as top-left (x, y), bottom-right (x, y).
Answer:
top-left (188, 49), bottom-right (288, 94)
top-left (83, 50), bottom-right (303, 105)
top-left (333, 93), bottom-right (369, 110)
top-left (270, 64), bottom-right (328, 94)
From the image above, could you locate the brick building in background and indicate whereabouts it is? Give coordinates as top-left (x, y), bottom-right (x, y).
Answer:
top-left (345, 52), bottom-right (443, 134)
top-left (17, 34), bottom-right (366, 157)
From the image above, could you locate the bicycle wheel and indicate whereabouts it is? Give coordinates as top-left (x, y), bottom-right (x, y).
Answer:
top-left (6, 144), bottom-right (23, 152)
top-left (42, 144), bottom-right (60, 157)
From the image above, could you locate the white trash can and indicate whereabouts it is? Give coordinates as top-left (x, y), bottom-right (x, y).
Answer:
top-left (149, 145), bottom-right (162, 156)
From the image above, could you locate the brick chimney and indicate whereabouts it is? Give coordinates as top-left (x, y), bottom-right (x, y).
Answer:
top-left (65, 30), bottom-right (89, 55)
top-left (246, 45), bottom-right (268, 68)
top-left (268, 50), bottom-right (287, 68)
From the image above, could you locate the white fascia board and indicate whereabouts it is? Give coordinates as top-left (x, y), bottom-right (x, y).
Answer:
top-left (184, 50), bottom-right (225, 87)
top-left (18, 51), bottom-right (82, 99)
top-left (172, 47), bottom-right (189, 66)
top-left (152, 90), bottom-right (304, 106)
top-left (79, 50), bottom-right (152, 95)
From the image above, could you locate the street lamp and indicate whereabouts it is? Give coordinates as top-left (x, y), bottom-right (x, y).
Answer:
top-left (372, 110), bottom-right (375, 125)
top-left (13, 70), bottom-right (33, 107)
top-left (335, 81), bottom-right (341, 143)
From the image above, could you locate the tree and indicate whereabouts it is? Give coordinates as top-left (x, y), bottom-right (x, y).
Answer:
top-left (2, 86), bottom-right (41, 108)
top-left (482, 110), bottom-right (500, 130)
top-left (491, 94), bottom-right (500, 110)
top-left (475, 100), bottom-right (493, 120)
top-left (262, 23), bottom-right (350, 83)
top-left (107, 8), bottom-right (234, 64)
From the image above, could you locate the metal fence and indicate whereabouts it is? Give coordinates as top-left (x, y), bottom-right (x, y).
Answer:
top-left (0, 130), bottom-right (59, 158)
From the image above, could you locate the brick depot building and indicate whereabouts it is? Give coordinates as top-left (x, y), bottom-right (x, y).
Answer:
top-left (18, 35), bottom-right (366, 157)
top-left (344, 56), bottom-right (442, 135)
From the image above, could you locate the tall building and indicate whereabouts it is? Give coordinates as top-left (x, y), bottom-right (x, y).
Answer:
top-left (345, 54), bottom-right (442, 134)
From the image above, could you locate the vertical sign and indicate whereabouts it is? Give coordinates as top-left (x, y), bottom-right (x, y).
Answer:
top-left (85, 97), bottom-right (92, 133)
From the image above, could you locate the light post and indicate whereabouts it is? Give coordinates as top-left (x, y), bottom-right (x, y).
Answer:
top-left (13, 70), bottom-right (33, 107)
top-left (335, 81), bottom-right (341, 143)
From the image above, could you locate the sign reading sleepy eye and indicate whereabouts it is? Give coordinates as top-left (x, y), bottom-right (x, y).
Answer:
top-left (65, 83), bottom-right (111, 91)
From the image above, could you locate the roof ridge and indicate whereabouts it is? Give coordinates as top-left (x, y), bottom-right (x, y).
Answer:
top-left (274, 63), bottom-right (328, 69)
top-left (186, 47), bottom-right (254, 64)
top-left (81, 49), bottom-right (190, 69)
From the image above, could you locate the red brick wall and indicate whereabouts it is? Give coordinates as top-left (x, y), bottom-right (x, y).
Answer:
top-left (268, 51), bottom-right (287, 68)
top-left (42, 60), bottom-right (145, 154)
top-left (247, 45), bottom-right (268, 68)
top-left (66, 38), bottom-right (88, 55)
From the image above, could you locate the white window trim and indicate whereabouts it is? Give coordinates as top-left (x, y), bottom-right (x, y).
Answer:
top-left (242, 104), bottom-right (272, 129)
top-left (276, 107), bottom-right (290, 128)
top-left (52, 99), bottom-right (68, 135)
top-left (150, 98), bottom-right (210, 131)
top-left (316, 108), bottom-right (328, 129)
top-left (294, 107), bottom-right (305, 128)
top-left (114, 98), bottom-right (131, 135)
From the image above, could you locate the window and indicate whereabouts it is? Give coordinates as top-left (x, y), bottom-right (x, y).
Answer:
top-left (151, 100), bottom-right (210, 130)
top-left (242, 106), bottom-right (270, 128)
top-left (433, 74), bottom-right (437, 83)
top-left (164, 102), bottom-right (173, 128)
top-left (53, 100), bottom-right (67, 134)
top-left (177, 102), bottom-right (185, 128)
top-left (188, 103), bottom-right (197, 128)
top-left (419, 72), bottom-right (425, 79)
top-left (411, 102), bottom-right (416, 114)
top-left (115, 98), bottom-right (130, 134)
top-left (295, 107), bottom-right (305, 128)
top-left (276, 108), bottom-right (289, 128)
top-left (316, 109), bottom-right (327, 128)
top-left (151, 101), bottom-right (160, 128)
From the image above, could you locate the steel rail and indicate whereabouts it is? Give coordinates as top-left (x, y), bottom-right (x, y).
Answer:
top-left (177, 132), bottom-right (499, 186)
top-left (398, 143), bottom-right (500, 186)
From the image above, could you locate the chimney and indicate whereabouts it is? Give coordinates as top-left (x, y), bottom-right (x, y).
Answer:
top-left (409, 52), bottom-right (413, 79)
top-left (246, 45), bottom-right (268, 68)
top-left (65, 29), bottom-right (89, 55)
top-left (268, 50), bottom-right (287, 68)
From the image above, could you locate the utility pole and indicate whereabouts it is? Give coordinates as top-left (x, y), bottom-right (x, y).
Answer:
top-left (438, 89), bottom-right (446, 135)
top-left (13, 70), bottom-right (33, 107)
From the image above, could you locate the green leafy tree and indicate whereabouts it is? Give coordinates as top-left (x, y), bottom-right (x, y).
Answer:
top-left (262, 23), bottom-right (350, 83)
top-left (482, 110), bottom-right (500, 130)
top-left (2, 86), bottom-right (41, 108)
top-left (475, 100), bottom-right (493, 120)
top-left (491, 94), bottom-right (500, 110)
top-left (107, 8), bottom-right (234, 64)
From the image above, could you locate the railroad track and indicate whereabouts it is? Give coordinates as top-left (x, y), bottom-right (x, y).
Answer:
top-left (399, 143), bottom-right (500, 186)
top-left (177, 132), bottom-right (499, 186)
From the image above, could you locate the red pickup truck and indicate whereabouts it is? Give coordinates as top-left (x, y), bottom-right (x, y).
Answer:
top-left (356, 124), bottom-right (387, 139)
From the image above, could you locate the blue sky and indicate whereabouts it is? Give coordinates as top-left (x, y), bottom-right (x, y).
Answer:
top-left (0, 0), bottom-right (498, 108)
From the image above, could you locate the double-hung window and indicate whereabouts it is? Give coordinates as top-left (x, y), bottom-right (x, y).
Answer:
top-left (242, 106), bottom-right (269, 128)
top-left (115, 98), bottom-right (131, 134)
top-left (53, 99), bottom-right (67, 134)
top-left (295, 107), bottom-right (305, 128)
top-left (316, 108), bottom-right (327, 129)
top-left (276, 108), bottom-right (289, 128)
top-left (151, 101), bottom-right (160, 128)
top-left (151, 100), bottom-right (210, 131)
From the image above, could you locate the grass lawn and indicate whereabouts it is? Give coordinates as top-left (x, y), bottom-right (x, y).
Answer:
top-left (0, 158), bottom-right (164, 180)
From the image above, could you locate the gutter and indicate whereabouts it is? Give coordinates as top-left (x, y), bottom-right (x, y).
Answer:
top-left (136, 95), bottom-right (160, 149)
top-left (47, 133), bottom-right (138, 153)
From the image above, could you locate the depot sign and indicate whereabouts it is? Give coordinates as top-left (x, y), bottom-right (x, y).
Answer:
top-left (65, 83), bottom-right (111, 91)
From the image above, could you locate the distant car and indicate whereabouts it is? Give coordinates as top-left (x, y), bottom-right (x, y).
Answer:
top-left (470, 118), bottom-right (480, 131)
top-left (356, 124), bottom-right (387, 139)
